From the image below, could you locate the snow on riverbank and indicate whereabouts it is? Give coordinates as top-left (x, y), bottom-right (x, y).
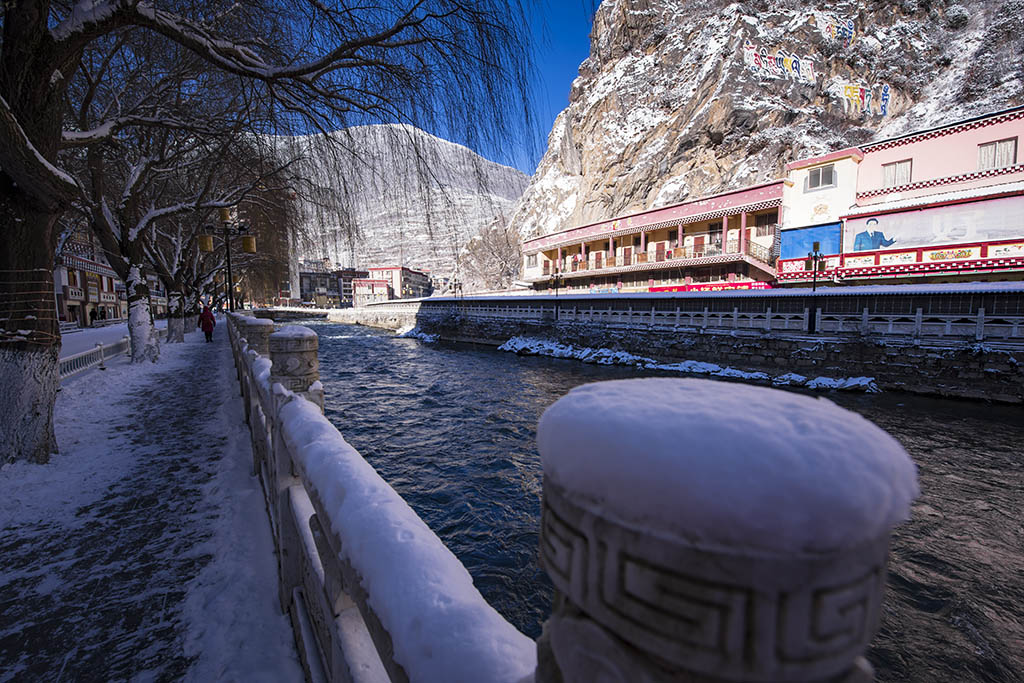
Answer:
top-left (498, 336), bottom-right (880, 393)
top-left (396, 324), bottom-right (438, 342)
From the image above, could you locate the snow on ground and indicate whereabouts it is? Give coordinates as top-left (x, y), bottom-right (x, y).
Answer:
top-left (537, 378), bottom-right (919, 553)
top-left (60, 319), bottom-right (168, 358)
top-left (498, 336), bottom-right (880, 393)
top-left (0, 325), bottom-right (301, 681)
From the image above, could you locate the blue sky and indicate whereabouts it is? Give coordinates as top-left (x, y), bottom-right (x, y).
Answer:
top-left (508, 2), bottom-right (596, 175)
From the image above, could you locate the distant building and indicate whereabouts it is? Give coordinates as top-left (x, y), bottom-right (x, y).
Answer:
top-left (335, 268), bottom-right (369, 308)
top-left (777, 105), bottom-right (1024, 285)
top-left (299, 259), bottom-right (340, 307)
top-left (366, 266), bottom-right (433, 299)
top-left (353, 278), bottom-right (391, 306)
top-left (55, 226), bottom-right (122, 326)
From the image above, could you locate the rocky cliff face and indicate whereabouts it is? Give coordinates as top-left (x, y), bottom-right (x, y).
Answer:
top-left (510, 0), bottom-right (1024, 239)
top-left (288, 125), bottom-right (528, 280)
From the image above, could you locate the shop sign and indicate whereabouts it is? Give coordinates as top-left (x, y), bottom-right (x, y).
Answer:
top-left (878, 251), bottom-right (917, 265)
top-left (925, 247), bottom-right (979, 261)
top-left (989, 242), bottom-right (1024, 258)
top-left (843, 254), bottom-right (875, 268)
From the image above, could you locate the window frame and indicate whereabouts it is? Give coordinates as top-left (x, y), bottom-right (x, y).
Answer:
top-left (978, 137), bottom-right (1018, 171)
top-left (881, 159), bottom-right (913, 189)
top-left (806, 164), bottom-right (836, 191)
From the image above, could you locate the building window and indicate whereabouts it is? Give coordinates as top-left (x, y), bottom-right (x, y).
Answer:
top-left (807, 164), bottom-right (835, 190)
top-left (526, 254), bottom-right (537, 268)
top-left (882, 159), bottom-right (912, 188)
top-left (978, 138), bottom-right (1017, 170)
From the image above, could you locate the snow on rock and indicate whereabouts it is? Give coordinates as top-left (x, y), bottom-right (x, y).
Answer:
top-left (396, 326), bottom-right (439, 342)
top-left (499, 336), bottom-right (878, 393)
top-left (537, 378), bottom-right (919, 554)
top-left (278, 395), bottom-right (535, 682)
top-left (805, 376), bottom-right (881, 392)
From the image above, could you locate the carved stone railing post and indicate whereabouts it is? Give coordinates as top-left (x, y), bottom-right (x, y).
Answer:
top-left (240, 317), bottom-right (274, 356)
top-left (269, 325), bottom-right (324, 413)
top-left (534, 378), bottom-right (919, 683)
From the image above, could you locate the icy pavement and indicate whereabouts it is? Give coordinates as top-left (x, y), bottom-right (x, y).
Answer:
top-left (0, 328), bottom-right (302, 681)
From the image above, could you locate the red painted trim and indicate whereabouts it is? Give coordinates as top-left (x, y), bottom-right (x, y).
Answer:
top-left (650, 281), bottom-right (773, 292)
top-left (842, 188), bottom-right (1024, 220)
top-left (785, 148), bottom-right (863, 171)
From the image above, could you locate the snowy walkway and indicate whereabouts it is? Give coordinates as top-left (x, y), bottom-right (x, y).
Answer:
top-left (0, 327), bottom-right (302, 681)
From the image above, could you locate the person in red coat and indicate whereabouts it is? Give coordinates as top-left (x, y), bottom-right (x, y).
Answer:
top-left (199, 305), bottom-right (216, 342)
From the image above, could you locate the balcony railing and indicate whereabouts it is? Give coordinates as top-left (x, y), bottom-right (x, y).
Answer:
top-left (537, 228), bottom-right (778, 277)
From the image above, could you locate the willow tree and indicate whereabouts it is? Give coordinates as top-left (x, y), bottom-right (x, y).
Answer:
top-left (0, 0), bottom-right (535, 464)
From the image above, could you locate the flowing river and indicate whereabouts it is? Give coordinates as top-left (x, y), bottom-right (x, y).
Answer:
top-left (312, 321), bottom-right (1024, 683)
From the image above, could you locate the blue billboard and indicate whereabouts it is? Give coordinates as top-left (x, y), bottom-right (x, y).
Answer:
top-left (779, 222), bottom-right (842, 260)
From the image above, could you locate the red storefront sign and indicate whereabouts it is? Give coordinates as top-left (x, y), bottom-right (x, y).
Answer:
top-left (649, 281), bottom-right (772, 293)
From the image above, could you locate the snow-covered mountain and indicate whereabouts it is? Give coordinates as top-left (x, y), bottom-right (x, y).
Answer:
top-left (282, 125), bottom-right (529, 281)
top-left (510, 0), bottom-right (1024, 240)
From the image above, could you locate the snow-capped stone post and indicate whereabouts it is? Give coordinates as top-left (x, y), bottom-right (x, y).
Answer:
top-left (269, 326), bottom-right (324, 413)
top-left (240, 317), bottom-right (274, 356)
top-left (535, 378), bottom-right (918, 683)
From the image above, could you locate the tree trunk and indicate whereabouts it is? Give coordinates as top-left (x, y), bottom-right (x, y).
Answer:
top-left (166, 291), bottom-right (185, 343)
top-left (0, 197), bottom-right (61, 464)
top-left (126, 264), bottom-right (159, 363)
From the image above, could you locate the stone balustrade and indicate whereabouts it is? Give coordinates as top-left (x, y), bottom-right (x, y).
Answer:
top-left (226, 313), bottom-right (919, 683)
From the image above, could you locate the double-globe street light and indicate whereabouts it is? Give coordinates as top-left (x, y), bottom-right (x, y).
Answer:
top-left (198, 207), bottom-right (256, 312)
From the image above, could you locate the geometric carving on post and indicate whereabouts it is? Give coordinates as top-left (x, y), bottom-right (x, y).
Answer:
top-left (241, 318), bottom-right (274, 356)
top-left (269, 325), bottom-right (324, 412)
top-left (535, 378), bottom-right (919, 683)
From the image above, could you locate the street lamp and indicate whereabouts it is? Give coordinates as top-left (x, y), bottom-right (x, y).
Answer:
top-left (805, 241), bottom-right (828, 293)
top-left (549, 272), bottom-right (565, 321)
top-left (199, 207), bottom-right (256, 312)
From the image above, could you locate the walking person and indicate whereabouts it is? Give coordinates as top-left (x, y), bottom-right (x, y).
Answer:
top-left (199, 305), bottom-right (216, 342)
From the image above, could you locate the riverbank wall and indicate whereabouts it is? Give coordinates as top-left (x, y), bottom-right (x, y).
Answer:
top-left (327, 289), bottom-right (1024, 403)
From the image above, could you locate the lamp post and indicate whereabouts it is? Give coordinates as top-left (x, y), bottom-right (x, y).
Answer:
top-left (805, 240), bottom-right (827, 293)
top-left (199, 207), bottom-right (256, 312)
top-left (550, 272), bottom-right (564, 321)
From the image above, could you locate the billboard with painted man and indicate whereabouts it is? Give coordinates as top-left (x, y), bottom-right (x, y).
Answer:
top-left (844, 195), bottom-right (1024, 252)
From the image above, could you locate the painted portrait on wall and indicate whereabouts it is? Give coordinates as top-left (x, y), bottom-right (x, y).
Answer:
top-left (845, 196), bottom-right (1024, 252)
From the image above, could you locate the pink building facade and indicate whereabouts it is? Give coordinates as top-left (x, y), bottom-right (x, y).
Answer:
top-left (778, 106), bottom-right (1024, 285)
top-left (521, 181), bottom-right (784, 293)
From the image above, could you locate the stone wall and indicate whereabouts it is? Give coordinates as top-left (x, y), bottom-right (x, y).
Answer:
top-left (414, 314), bottom-right (1024, 404)
top-left (326, 307), bottom-right (417, 331)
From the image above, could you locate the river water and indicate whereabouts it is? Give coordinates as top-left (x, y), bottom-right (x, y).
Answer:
top-left (313, 321), bottom-right (1024, 683)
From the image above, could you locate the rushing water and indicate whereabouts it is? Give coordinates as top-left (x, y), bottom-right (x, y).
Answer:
top-left (313, 321), bottom-right (1024, 683)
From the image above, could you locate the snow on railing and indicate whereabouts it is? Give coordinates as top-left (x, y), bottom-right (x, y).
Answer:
top-left (58, 327), bottom-right (170, 379)
top-left (228, 312), bottom-right (919, 683)
top-left (225, 313), bottom-right (535, 683)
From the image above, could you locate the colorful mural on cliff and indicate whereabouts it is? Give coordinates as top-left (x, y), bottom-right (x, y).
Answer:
top-left (742, 42), bottom-right (818, 85)
top-left (829, 81), bottom-right (890, 117)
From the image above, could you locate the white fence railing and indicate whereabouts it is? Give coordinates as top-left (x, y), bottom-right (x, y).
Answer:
top-left (415, 301), bottom-right (1024, 342)
top-left (59, 328), bottom-right (170, 379)
top-left (225, 313), bottom-right (535, 683)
